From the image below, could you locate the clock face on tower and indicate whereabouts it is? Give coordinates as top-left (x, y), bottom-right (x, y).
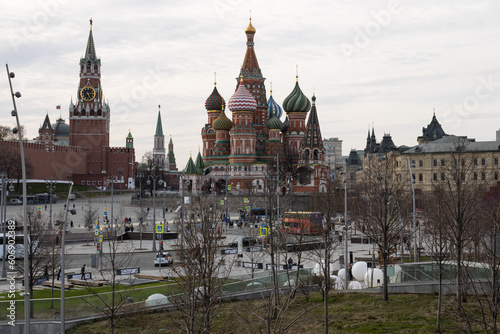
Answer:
top-left (80, 86), bottom-right (96, 102)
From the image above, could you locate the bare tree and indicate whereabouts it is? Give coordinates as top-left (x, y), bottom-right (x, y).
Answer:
top-left (15, 208), bottom-right (51, 317)
top-left (167, 198), bottom-right (233, 334)
top-left (83, 201), bottom-right (98, 246)
top-left (308, 178), bottom-right (343, 334)
top-left (429, 138), bottom-right (485, 307)
top-left (81, 216), bottom-right (138, 334)
top-left (353, 154), bottom-right (411, 301)
top-left (424, 192), bottom-right (453, 333)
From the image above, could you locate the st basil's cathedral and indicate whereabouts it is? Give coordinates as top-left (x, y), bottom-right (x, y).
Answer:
top-left (183, 19), bottom-right (329, 195)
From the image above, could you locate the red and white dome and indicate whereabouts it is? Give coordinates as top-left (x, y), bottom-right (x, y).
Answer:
top-left (228, 81), bottom-right (257, 112)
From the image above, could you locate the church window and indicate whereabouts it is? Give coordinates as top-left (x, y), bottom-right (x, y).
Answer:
top-left (313, 149), bottom-right (319, 160)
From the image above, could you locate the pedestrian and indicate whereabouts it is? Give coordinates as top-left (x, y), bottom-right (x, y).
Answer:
top-left (70, 221), bottom-right (74, 228)
top-left (82, 205), bottom-right (84, 210)
top-left (55, 235), bottom-right (59, 246)
top-left (45, 204), bottom-right (47, 211)
top-left (167, 225), bottom-right (170, 232)
top-left (57, 265), bottom-right (61, 280)
top-left (81, 264), bottom-right (86, 280)
top-left (73, 204), bottom-right (75, 209)
top-left (43, 265), bottom-right (49, 280)
top-left (64, 204), bottom-right (66, 209)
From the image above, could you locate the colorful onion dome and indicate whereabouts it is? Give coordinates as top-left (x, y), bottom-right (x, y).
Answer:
top-left (267, 93), bottom-right (283, 119)
top-left (228, 79), bottom-right (257, 112)
top-left (205, 85), bottom-right (225, 111)
top-left (266, 114), bottom-right (283, 130)
top-left (212, 108), bottom-right (233, 131)
top-left (281, 116), bottom-right (289, 133)
top-left (283, 77), bottom-right (311, 113)
top-left (245, 18), bottom-right (256, 34)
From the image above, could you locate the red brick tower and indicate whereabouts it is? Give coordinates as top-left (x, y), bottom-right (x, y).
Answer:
top-left (228, 76), bottom-right (258, 164)
top-left (69, 20), bottom-right (110, 175)
top-left (239, 19), bottom-right (269, 155)
top-left (201, 80), bottom-right (224, 160)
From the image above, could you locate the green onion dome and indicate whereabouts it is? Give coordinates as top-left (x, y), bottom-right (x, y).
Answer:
top-left (282, 77), bottom-right (311, 113)
top-left (212, 109), bottom-right (233, 131)
top-left (265, 114), bottom-right (283, 130)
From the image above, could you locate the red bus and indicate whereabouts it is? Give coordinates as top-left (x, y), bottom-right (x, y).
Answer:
top-left (282, 212), bottom-right (323, 235)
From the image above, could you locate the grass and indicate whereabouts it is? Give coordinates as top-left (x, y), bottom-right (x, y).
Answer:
top-left (0, 280), bottom-right (182, 320)
top-left (67, 292), bottom-right (486, 334)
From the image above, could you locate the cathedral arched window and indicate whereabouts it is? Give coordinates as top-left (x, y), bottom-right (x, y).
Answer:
top-left (313, 149), bottom-right (319, 160)
top-left (87, 61), bottom-right (92, 70)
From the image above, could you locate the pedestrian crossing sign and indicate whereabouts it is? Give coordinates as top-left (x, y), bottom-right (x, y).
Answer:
top-left (260, 228), bottom-right (267, 236)
top-left (156, 224), bottom-right (164, 233)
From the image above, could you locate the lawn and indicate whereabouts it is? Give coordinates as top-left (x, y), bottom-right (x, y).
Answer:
top-left (67, 292), bottom-right (483, 334)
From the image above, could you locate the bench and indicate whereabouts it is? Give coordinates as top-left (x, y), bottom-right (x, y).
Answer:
top-left (134, 274), bottom-right (168, 281)
top-left (68, 279), bottom-right (103, 287)
top-left (42, 281), bottom-right (73, 289)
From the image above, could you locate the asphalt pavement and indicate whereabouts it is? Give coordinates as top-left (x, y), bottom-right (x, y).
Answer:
top-left (0, 194), bottom-right (380, 292)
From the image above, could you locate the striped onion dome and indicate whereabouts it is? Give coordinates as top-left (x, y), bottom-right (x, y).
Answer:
top-left (205, 86), bottom-right (225, 111)
top-left (280, 116), bottom-right (289, 133)
top-left (282, 78), bottom-right (311, 113)
top-left (265, 114), bottom-right (283, 130)
top-left (212, 109), bottom-right (233, 131)
top-left (267, 94), bottom-right (283, 119)
top-left (228, 80), bottom-right (257, 112)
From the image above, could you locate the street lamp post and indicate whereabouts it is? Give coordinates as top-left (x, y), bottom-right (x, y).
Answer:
top-left (6, 63), bottom-right (31, 334)
top-left (340, 164), bottom-right (348, 290)
top-left (107, 176), bottom-right (117, 233)
top-left (58, 182), bottom-right (76, 334)
top-left (407, 157), bottom-right (417, 262)
top-left (180, 175), bottom-right (191, 255)
top-left (136, 172), bottom-right (144, 208)
top-left (118, 167), bottom-right (124, 195)
top-left (46, 178), bottom-right (56, 230)
top-left (147, 174), bottom-right (163, 251)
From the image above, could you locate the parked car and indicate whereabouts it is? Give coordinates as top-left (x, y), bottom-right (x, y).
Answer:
top-left (229, 237), bottom-right (257, 248)
top-left (69, 194), bottom-right (76, 200)
top-left (9, 199), bottom-right (22, 205)
top-left (154, 252), bottom-right (173, 267)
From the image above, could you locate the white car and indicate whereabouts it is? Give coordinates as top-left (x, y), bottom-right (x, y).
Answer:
top-left (9, 199), bottom-right (22, 205)
top-left (69, 194), bottom-right (76, 200)
top-left (154, 252), bottom-right (173, 267)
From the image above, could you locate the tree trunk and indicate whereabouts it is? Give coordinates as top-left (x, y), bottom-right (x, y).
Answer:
top-left (437, 270), bottom-right (442, 333)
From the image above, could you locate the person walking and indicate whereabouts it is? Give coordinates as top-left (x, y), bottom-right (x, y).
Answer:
top-left (57, 265), bottom-right (61, 280)
top-left (81, 264), bottom-right (86, 280)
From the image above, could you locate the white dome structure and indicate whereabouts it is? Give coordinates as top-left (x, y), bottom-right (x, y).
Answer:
top-left (348, 281), bottom-right (363, 290)
top-left (352, 261), bottom-right (368, 281)
top-left (364, 268), bottom-right (384, 287)
top-left (313, 261), bottom-right (335, 276)
top-left (330, 275), bottom-right (344, 290)
top-left (337, 268), bottom-right (347, 283)
top-left (145, 293), bottom-right (170, 307)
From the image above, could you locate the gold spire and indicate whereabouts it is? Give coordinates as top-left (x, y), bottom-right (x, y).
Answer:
top-left (214, 72), bottom-right (217, 86)
top-left (296, 65), bottom-right (299, 82)
top-left (245, 17), bottom-right (256, 34)
top-left (90, 18), bottom-right (93, 30)
top-left (158, 104), bottom-right (161, 112)
top-left (270, 81), bottom-right (273, 96)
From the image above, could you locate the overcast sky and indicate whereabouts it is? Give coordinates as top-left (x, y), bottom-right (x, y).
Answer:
top-left (2, 0), bottom-right (500, 170)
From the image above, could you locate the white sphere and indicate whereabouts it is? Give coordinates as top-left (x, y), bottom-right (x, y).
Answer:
top-left (313, 261), bottom-right (335, 276)
top-left (337, 268), bottom-right (347, 283)
top-left (348, 281), bottom-right (363, 290)
top-left (330, 275), bottom-right (344, 290)
top-left (364, 268), bottom-right (384, 287)
top-left (352, 261), bottom-right (368, 281)
top-left (145, 293), bottom-right (169, 306)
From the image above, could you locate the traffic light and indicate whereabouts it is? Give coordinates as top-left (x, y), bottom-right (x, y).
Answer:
top-left (160, 240), bottom-right (164, 251)
top-left (97, 243), bottom-right (101, 253)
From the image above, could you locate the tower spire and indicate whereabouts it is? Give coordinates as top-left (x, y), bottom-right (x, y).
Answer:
top-left (84, 20), bottom-right (97, 61)
top-left (155, 105), bottom-right (164, 136)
